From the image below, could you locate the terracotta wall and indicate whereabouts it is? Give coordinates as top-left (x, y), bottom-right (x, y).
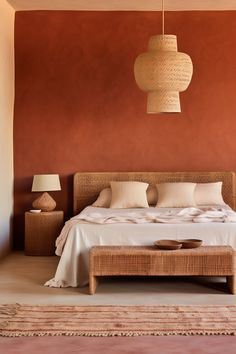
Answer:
top-left (14, 11), bottom-right (236, 248)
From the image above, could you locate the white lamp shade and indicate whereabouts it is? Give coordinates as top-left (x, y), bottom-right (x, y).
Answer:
top-left (32, 174), bottom-right (61, 192)
top-left (134, 35), bottom-right (193, 113)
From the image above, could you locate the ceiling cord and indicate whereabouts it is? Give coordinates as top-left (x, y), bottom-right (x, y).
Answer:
top-left (162, 0), bottom-right (165, 35)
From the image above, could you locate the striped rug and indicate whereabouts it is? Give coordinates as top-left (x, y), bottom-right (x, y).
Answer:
top-left (0, 304), bottom-right (236, 337)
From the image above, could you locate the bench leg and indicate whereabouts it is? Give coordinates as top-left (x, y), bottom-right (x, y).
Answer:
top-left (227, 276), bottom-right (236, 294)
top-left (89, 275), bottom-right (98, 295)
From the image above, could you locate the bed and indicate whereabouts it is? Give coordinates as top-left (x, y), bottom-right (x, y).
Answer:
top-left (45, 171), bottom-right (236, 288)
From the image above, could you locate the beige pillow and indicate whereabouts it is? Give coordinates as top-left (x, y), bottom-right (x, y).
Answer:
top-left (92, 185), bottom-right (157, 207)
top-left (110, 181), bottom-right (149, 209)
top-left (156, 182), bottom-right (197, 208)
top-left (92, 188), bottom-right (111, 208)
top-left (195, 182), bottom-right (225, 206)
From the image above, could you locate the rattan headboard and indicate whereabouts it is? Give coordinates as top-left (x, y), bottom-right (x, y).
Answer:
top-left (73, 171), bottom-right (236, 214)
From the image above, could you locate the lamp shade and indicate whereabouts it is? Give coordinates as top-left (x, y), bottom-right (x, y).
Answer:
top-left (32, 174), bottom-right (61, 192)
top-left (134, 35), bottom-right (193, 113)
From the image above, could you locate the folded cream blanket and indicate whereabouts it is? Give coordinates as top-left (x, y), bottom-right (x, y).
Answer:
top-left (55, 206), bottom-right (236, 256)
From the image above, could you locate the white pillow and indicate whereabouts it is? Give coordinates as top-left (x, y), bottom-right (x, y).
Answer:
top-left (92, 185), bottom-right (157, 207)
top-left (92, 188), bottom-right (111, 208)
top-left (195, 182), bottom-right (225, 206)
top-left (110, 181), bottom-right (149, 209)
top-left (156, 182), bottom-right (197, 208)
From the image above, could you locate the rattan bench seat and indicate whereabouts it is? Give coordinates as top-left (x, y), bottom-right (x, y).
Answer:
top-left (89, 245), bottom-right (236, 295)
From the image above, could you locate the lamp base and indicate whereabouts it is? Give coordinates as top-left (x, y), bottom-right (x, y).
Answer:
top-left (32, 192), bottom-right (56, 212)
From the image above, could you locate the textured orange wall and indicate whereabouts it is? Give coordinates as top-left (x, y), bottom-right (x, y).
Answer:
top-left (14, 11), bottom-right (236, 248)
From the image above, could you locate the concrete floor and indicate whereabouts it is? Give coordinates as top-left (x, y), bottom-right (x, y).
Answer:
top-left (1, 253), bottom-right (236, 353)
top-left (0, 252), bottom-right (235, 305)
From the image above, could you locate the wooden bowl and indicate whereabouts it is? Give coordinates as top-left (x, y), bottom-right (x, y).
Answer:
top-left (154, 240), bottom-right (182, 250)
top-left (179, 239), bottom-right (202, 249)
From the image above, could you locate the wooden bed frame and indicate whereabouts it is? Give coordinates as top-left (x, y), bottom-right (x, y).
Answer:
top-left (73, 171), bottom-right (236, 214)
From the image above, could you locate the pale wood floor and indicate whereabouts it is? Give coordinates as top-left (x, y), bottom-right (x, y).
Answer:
top-left (0, 252), bottom-right (235, 305)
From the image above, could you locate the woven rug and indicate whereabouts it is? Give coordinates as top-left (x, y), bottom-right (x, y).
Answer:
top-left (0, 304), bottom-right (236, 337)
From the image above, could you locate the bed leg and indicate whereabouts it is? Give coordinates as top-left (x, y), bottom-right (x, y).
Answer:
top-left (227, 275), bottom-right (236, 294)
top-left (89, 275), bottom-right (98, 295)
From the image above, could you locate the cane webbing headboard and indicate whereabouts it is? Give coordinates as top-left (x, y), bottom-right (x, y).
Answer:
top-left (73, 171), bottom-right (236, 215)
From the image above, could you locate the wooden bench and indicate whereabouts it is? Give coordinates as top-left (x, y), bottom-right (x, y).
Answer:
top-left (89, 245), bottom-right (236, 295)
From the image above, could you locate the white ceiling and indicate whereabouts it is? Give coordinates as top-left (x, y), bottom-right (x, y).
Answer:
top-left (6, 0), bottom-right (236, 11)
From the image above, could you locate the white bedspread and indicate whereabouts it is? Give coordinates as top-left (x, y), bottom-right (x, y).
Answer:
top-left (45, 206), bottom-right (236, 288)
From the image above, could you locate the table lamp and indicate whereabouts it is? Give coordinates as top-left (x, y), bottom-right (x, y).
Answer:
top-left (31, 174), bottom-right (61, 212)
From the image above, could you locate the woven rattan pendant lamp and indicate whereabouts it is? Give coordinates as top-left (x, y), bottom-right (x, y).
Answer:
top-left (134, 0), bottom-right (193, 113)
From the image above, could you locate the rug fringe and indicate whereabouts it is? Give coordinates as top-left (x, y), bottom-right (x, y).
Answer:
top-left (1, 330), bottom-right (236, 338)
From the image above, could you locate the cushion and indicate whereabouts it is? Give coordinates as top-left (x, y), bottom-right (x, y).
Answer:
top-left (110, 181), bottom-right (149, 209)
top-left (92, 184), bottom-right (157, 207)
top-left (195, 182), bottom-right (225, 206)
top-left (156, 182), bottom-right (197, 208)
top-left (92, 188), bottom-right (111, 208)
